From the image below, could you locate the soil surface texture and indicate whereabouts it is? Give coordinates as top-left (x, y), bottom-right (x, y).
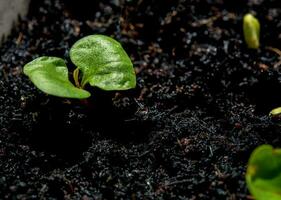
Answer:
top-left (1, 0), bottom-right (281, 199)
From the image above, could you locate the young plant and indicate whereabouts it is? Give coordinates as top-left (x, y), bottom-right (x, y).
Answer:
top-left (269, 107), bottom-right (281, 118)
top-left (243, 13), bottom-right (260, 49)
top-left (246, 145), bottom-right (281, 200)
top-left (23, 35), bottom-right (136, 99)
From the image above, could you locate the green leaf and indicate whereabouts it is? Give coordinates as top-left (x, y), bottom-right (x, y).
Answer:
top-left (243, 13), bottom-right (260, 49)
top-left (23, 56), bottom-right (91, 99)
top-left (70, 35), bottom-right (136, 90)
top-left (246, 145), bottom-right (281, 200)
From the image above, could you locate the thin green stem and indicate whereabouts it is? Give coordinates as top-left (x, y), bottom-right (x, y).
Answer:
top-left (73, 68), bottom-right (81, 88)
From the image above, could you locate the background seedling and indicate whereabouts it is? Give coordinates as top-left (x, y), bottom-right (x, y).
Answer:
top-left (246, 145), bottom-right (281, 200)
top-left (243, 13), bottom-right (260, 49)
top-left (23, 35), bottom-right (136, 99)
top-left (269, 107), bottom-right (281, 118)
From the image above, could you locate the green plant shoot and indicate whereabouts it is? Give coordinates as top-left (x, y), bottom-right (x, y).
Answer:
top-left (246, 145), bottom-right (281, 200)
top-left (269, 107), bottom-right (281, 118)
top-left (243, 13), bottom-right (260, 49)
top-left (23, 35), bottom-right (136, 99)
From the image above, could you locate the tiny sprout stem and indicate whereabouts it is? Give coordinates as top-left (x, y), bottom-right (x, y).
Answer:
top-left (81, 77), bottom-right (88, 89)
top-left (73, 68), bottom-right (81, 88)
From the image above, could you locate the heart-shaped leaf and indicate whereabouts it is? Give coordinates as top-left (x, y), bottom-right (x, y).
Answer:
top-left (24, 56), bottom-right (91, 99)
top-left (246, 145), bottom-right (281, 200)
top-left (70, 35), bottom-right (136, 90)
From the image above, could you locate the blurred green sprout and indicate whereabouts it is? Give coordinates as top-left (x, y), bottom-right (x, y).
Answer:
top-left (246, 145), bottom-right (281, 200)
top-left (269, 107), bottom-right (281, 118)
top-left (243, 13), bottom-right (260, 49)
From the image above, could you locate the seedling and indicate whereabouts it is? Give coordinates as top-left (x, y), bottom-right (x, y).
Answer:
top-left (269, 107), bottom-right (281, 118)
top-left (246, 145), bottom-right (281, 200)
top-left (24, 35), bottom-right (136, 99)
top-left (243, 13), bottom-right (260, 49)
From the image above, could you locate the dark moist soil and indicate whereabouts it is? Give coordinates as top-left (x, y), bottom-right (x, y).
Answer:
top-left (1, 0), bottom-right (281, 199)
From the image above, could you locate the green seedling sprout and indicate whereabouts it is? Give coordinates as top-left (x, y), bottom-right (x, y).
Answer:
top-left (269, 107), bottom-right (281, 118)
top-left (246, 145), bottom-right (281, 200)
top-left (243, 13), bottom-right (260, 49)
top-left (23, 35), bottom-right (136, 99)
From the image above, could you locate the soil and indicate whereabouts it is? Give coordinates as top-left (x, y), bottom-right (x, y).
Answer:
top-left (1, 0), bottom-right (281, 199)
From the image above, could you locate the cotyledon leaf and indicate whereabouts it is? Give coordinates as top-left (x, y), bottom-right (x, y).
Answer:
top-left (243, 13), bottom-right (260, 49)
top-left (23, 56), bottom-right (91, 99)
top-left (70, 35), bottom-right (136, 90)
top-left (246, 145), bottom-right (281, 200)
